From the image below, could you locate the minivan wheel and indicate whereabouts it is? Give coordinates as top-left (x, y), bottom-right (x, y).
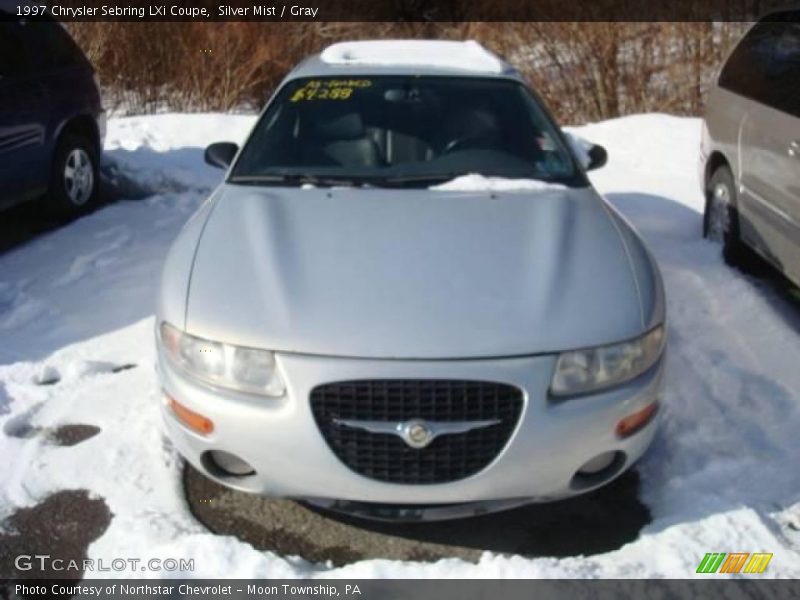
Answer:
top-left (46, 133), bottom-right (99, 219)
top-left (704, 166), bottom-right (745, 266)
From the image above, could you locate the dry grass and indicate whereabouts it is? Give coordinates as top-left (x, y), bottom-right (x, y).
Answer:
top-left (66, 21), bottom-right (750, 122)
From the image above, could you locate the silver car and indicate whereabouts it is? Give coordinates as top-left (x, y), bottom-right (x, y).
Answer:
top-left (702, 12), bottom-right (800, 284)
top-left (156, 40), bottom-right (666, 520)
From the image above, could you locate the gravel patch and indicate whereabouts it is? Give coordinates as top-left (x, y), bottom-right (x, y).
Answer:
top-left (0, 490), bottom-right (112, 579)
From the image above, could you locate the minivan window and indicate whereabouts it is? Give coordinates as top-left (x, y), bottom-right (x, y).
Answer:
top-left (24, 20), bottom-right (88, 72)
top-left (0, 21), bottom-right (29, 77)
top-left (231, 76), bottom-right (577, 187)
top-left (719, 18), bottom-right (800, 117)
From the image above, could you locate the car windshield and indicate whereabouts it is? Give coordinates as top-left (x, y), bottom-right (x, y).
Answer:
top-left (230, 76), bottom-right (577, 187)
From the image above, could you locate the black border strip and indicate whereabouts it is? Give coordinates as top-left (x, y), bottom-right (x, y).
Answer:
top-left (2, 0), bottom-right (799, 22)
top-left (2, 579), bottom-right (799, 599)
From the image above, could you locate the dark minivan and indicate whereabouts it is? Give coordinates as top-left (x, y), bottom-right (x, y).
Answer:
top-left (0, 11), bottom-right (105, 217)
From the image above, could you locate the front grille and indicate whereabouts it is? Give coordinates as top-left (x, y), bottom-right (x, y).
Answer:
top-left (310, 379), bottom-right (523, 484)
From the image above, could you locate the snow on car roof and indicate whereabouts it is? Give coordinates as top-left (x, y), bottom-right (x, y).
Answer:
top-left (319, 40), bottom-right (506, 74)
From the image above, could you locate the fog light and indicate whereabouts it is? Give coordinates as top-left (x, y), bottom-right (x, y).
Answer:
top-left (208, 450), bottom-right (255, 476)
top-left (168, 395), bottom-right (214, 435)
top-left (616, 401), bottom-right (659, 439)
top-left (577, 451), bottom-right (616, 475)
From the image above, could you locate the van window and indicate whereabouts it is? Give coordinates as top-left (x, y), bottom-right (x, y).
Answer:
top-left (0, 20), bottom-right (30, 77)
top-left (23, 20), bottom-right (89, 72)
top-left (719, 17), bottom-right (800, 117)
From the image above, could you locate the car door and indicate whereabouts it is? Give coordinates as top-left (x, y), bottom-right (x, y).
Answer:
top-left (0, 18), bottom-right (49, 209)
top-left (728, 17), bottom-right (800, 281)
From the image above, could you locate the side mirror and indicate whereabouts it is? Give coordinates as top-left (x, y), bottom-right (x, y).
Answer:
top-left (204, 142), bottom-right (239, 169)
top-left (587, 144), bottom-right (608, 171)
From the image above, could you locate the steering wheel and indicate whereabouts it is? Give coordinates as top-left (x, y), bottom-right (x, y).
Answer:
top-left (442, 135), bottom-right (491, 155)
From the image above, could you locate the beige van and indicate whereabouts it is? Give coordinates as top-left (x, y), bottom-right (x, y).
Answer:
top-left (701, 12), bottom-right (800, 286)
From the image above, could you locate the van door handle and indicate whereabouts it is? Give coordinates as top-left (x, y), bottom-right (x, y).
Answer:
top-left (790, 140), bottom-right (800, 158)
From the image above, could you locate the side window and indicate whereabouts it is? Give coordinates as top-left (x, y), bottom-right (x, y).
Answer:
top-left (720, 18), bottom-right (800, 117)
top-left (19, 20), bottom-right (87, 73)
top-left (0, 21), bottom-right (30, 77)
top-left (44, 23), bottom-right (87, 69)
top-left (762, 23), bottom-right (800, 117)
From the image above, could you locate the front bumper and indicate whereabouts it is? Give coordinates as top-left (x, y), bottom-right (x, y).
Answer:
top-left (158, 349), bottom-right (663, 507)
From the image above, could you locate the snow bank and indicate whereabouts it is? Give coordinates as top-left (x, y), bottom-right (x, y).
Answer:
top-left (320, 40), bottom-right (505, 74)
top-left (103, 113), bottom-right (255, 194)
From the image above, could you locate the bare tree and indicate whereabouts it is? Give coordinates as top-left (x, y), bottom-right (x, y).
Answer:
top-left (66, 20), bottom-right (748, 121)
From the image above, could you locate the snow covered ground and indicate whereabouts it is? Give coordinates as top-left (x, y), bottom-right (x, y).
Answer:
top-left (1, 113), bottom-right (799, 578)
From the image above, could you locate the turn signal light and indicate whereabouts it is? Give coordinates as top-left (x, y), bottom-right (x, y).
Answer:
top-left (168, 395), bottom-right (214, 435)
top-left (616, 402), bottom-right (658, 439)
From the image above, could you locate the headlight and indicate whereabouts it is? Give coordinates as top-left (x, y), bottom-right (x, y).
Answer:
top-left (158, 322), bottom-right (285, 397)
top-left (550, 325), bottom-right (665, 396)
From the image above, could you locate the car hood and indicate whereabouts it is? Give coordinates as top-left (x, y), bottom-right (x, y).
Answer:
top-left (184, 184), bottom-right (652, 358)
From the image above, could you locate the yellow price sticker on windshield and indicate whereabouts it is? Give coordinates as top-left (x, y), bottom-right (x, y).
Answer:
top-left (290, 79), bottom-right (372, 102)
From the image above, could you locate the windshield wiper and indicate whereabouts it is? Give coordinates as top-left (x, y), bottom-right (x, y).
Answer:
top-left (229, 174), bottom-right (368, 188)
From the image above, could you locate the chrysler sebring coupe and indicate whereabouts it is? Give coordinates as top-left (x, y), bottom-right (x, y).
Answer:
top-left (156, 40), bottom-right (665, 520)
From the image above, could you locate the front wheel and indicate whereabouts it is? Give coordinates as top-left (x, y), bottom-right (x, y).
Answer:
top-left (703, 165), bottom-right (746, 266)
top-left (45, 133), bottom-right (100, 219)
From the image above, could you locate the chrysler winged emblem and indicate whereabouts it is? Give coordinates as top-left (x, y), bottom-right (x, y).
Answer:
top-left (333, 418), bottom-right (500, 449)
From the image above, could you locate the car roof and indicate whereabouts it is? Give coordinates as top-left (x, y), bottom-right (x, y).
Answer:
top-left (284, 40), bottom-right (524, 83)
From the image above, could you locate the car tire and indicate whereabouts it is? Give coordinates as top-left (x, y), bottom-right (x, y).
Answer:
top-left (703, 165), bottom-right (746, 266)
top-left (45, 133), bottom-right (100, 219)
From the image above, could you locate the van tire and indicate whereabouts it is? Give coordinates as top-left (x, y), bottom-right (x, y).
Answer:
top-left (45, 133), bottom-right (100, 220)
top-left (704, 166), bottom-right (747, 266)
